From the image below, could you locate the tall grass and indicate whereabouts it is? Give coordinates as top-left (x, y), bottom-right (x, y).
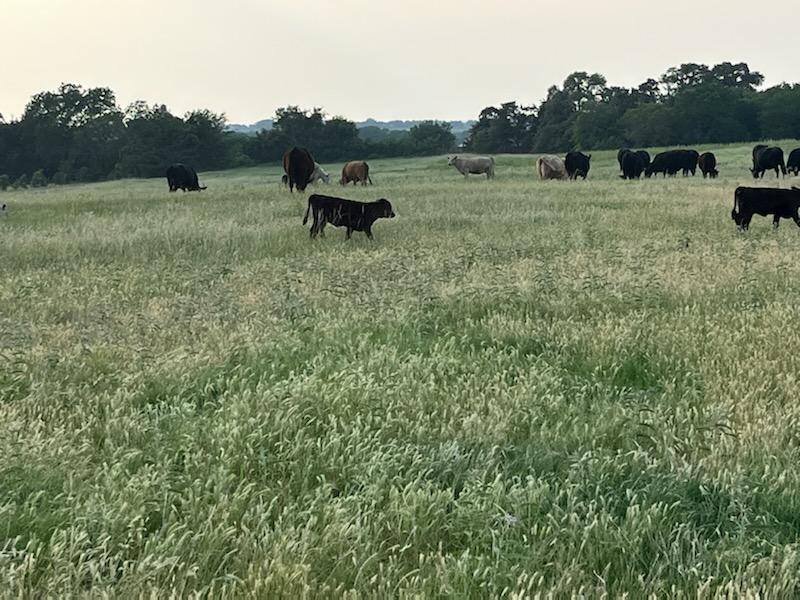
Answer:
top-left (3, 143), bottom-right (800, 597)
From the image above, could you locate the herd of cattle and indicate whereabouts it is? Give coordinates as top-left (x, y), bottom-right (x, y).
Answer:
top-left (159, 143), bottom-right (800, 238)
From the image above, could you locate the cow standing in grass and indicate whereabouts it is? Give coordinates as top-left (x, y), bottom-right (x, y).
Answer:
top-left (340, 161), bottom-right (373, 186)
top-left (448, 156), bottom-right (495, 179)
top-left (166, 164), bottom-right (206, 192)
top-left (788, 149), bottom-right (800, 176)
top-left (751, 146), bottom-right (786, 179)
top-left (536, 155), bottom-right (568, 180)
top-left (698, 152), bottom-right (719, 178)
top-left (282, 147), bottom-right (316, 192)
top-left (565, 152), bottom-right (591, 180)
top-left (731, 186), bottom-right (800, 230)
top-left (619, 150), bottom-right (645, 180)
top-left (303, 194), bottom-right (395, 240)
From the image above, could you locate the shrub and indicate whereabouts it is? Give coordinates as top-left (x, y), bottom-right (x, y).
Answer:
top-left (30, 170), bottom-right (48, 188)
top-left (52, 172), bottom-right (69, 185)
top-left (12, 174), bottom-right (29, 189)
top-left (74, 167), bottom-right (91, 183)
top-left (0, 175), bottom-right (9, 191)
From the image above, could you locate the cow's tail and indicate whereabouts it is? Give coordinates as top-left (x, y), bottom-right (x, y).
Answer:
top-left (302, 196), bottom-right (312, 225)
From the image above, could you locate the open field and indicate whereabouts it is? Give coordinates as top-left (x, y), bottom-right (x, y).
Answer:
top-left (4, 142), bottom-right (800, 597)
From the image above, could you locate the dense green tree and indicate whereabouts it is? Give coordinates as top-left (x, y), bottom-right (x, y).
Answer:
top-left (754, 84), bottom-right (800, 140)
top-left (407, 121), bottom-right (455, 155)
top-left (465, 102), bottom-right (537, 153)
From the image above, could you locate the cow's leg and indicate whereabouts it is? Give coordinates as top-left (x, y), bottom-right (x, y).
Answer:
top-left (365, 226), bottom-right (373, 240)
top-left (773, 215), bottom-right (781, 230)
top-left (345, 227), bottom-right (352, 240)
top-left (793, 214), bottom-right (800, 228)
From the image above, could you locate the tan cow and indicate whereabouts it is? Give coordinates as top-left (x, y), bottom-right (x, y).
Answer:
top-left (448, 155), bottom-right (495, 179)
top-left (536, 155), bottom-right (568, 180)
top-left (341, 161), bottom-right (373, 186)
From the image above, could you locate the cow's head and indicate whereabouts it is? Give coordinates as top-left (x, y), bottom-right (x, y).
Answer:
top-left (447, 156), bottom-right (458, 166)
top-left (750, 168), bottom-right (759, 179)
top-left (644, 168), bottom-right (653, 179)
top-left (710, 169), bottom-right (719, 179)
top-left (320, 172), bottom-right (330, 184)
top-left (377, 199), bottom-right (395, 219)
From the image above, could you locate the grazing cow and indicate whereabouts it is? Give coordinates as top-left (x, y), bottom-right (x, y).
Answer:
top-left (340, 161), bottom-right (373, 186)
top-left (619, 150), bottom-right (645, 180)
top-left (751, 146), bottom-right (786, 179)
top-left (282, 147), bottom-right (316, 192)
top-left (303, 194), bottom-right (395, 240)
top-left (166, 164), bottom-right (206, 192)
top-left (536, 155), bottom-right (568, 180)
top-left (645, 150), bottom-right (698, 178)
top-left (448, 155), bottom-right (495, 179)
top-left (731, 186), bottom-right (800, 230)
top-left (565, 151), bottom-right (591, 180)
top-left (618, 149), bottom-right (650, 174)
top-left (788, 149), bottom-right (800, 176)
top-left (617, 148), bottom-right (631, 172)
top-left (698, 152), bottom-right (719, 178)
top-left (281, 162), bottom-right (330, 187)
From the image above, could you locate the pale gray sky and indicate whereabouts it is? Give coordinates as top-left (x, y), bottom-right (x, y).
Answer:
top-left (1, 0), bottom-right (795, 124)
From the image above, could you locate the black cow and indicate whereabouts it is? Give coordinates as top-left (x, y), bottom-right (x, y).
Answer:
top-left (619, 150), bottom-right (645, 180)
top-left (646, 150), bottom-right (698, 178)
top-left (731, 186), bottom-right (800, 230)
top-left (635, 150), bottom-right (651, 169)
top-left (166, 164), bottom-right (206, 192)
top-left (303, 194), bottom-right (395, 240)
top-left (786, 148), bottom-right (800, 176)
top-left (751, 146), bottom-right (786, 179)
top-left (698, 152), bottom-right (718, 178)
top-left (618, 149), bottom-right (650, 173)
top-left (565, 151), bottom-right (591, 180)
top-left (282, 147), bottom-right (316, 192)
top-left (617, 148), bottom-right (630, 172)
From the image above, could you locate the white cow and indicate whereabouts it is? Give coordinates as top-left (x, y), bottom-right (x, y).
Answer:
top-left (448, 155), bottom-right (495, 179)
top-left (282, 162), bottom-right (330, 187)
top-left (536, 155), bottom-right (568, 180)
top-left (310, 163), bottom-right (330, 184)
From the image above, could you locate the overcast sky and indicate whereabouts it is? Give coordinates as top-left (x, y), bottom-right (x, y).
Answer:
top-left (1, 0), bottom-right (796, 124)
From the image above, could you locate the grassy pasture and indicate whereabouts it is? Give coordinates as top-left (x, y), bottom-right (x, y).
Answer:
top-left (3, 142), bottom-right (800, 597)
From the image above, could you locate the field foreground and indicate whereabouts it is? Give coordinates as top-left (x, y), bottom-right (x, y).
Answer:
top-left (4, 145), bottom-right (800, 597)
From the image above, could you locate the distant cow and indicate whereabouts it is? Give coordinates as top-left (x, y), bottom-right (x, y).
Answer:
top-left (698, 152), bottom-right (719, 178)
top-left (646, 150), bottom-right (698, 178)
top-left (282, 147), bottom-right (316, 192)
top-left (565, 151), bottom-right (591, 180)
top-left (619, 150), bottom-right (645, 180)
top-left (732, 186), bottom-right (800, 230)
top-left (618, 149), bottom-right (650, 174)
top-left (448, 155), bottom-right (495, 179)
top-left (303, 194), bottom-right (395, 239)
top-left (166, 164), bottom-right (206, 192)
top-left (281, 162), bottom-right (330, 187)
top-left (340, 161), bottom-right (373, 186)
top-left (788, 149), bottom-right (800, 176)
top-left (536, 155), bottom-right (568, 180)
top-left (617, 148), bottom-right (631, 172)
top-left (0, 203), bottom-right (6, 217)
top-left (751, 146), bottom-right (786, 179)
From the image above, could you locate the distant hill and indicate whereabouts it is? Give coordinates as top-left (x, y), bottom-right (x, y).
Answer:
top-left (226, 118), bottom-right (475, 136)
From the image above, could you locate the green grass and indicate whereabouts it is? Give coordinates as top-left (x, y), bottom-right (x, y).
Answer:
top-left (3, 142), bottom-right (800, 597)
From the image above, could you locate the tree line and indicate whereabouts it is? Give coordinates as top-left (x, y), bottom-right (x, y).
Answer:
top-left (1, 62), bottom-right (798, 187)
top-left (465, 62), bottom-right (800, 153)
top-left (0, 86), bottom-right (456, 187)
